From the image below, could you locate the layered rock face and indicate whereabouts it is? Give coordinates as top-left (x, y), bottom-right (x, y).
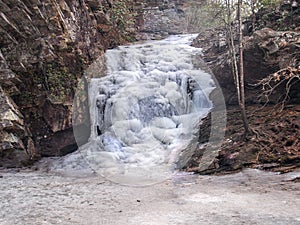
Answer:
top-left (138, 0), bottom-right (186, 39)
top-left (0, 0), bottom-right (140, 167)
top-left (138, 0), bottom-right (205, 40)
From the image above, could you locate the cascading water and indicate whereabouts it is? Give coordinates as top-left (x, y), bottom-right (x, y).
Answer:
top-left (57, 34), bottom-right (218, 185)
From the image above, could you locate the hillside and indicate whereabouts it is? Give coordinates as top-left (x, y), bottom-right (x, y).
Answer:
top-left (185, 0), bottom-right (300, 174)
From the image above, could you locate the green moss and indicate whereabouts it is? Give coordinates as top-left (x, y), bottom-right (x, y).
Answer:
top-left (259, 0), bottom-right (281, 8)
top-left (124, 35), bottom-right (136, 42)
top-left (18, 91), bottom-right (35, 105)
top-left (110, 0), bottom-right (137, 41)
top-left (45, 63), bottom-right (76, 103)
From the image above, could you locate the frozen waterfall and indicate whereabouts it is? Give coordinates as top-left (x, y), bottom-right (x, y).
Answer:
top-left (56, 34), bottom-right (218, 185)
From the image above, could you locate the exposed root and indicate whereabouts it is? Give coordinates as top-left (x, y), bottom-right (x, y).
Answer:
top-left (254, 65), bottom-right (300, 110)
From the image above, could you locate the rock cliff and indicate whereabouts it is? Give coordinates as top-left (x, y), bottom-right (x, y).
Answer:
top-left (0, 0), bottom-right (140, 167)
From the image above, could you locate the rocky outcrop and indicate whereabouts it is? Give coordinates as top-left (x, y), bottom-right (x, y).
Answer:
top-left (137, 0), bottom-right (205, 40)
top-left (0, 0), bottom-right (140, 167)
top-left (0, 48), bottom-right (33, 167)
top-left (192, 1), bottom-right (300, 105)
top-left (138, 0), bottom-right (186, 39)
top-left (244, 28), bottom-right (300, 103)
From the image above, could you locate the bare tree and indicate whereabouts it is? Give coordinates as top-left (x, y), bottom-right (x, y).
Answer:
top-left (237, 0), bottom-right (252, 135)
top-left (250, 0), bottom-right (256, 31)
top-left (225, 0), bottom-right (252, 135)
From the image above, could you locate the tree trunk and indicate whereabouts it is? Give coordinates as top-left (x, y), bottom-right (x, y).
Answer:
top-left (238, 0), bottom-right (252, 135)
top-left (250, 0), bottom-right (256, 32)
top-left (226, 0), bottom-right (241, 104)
